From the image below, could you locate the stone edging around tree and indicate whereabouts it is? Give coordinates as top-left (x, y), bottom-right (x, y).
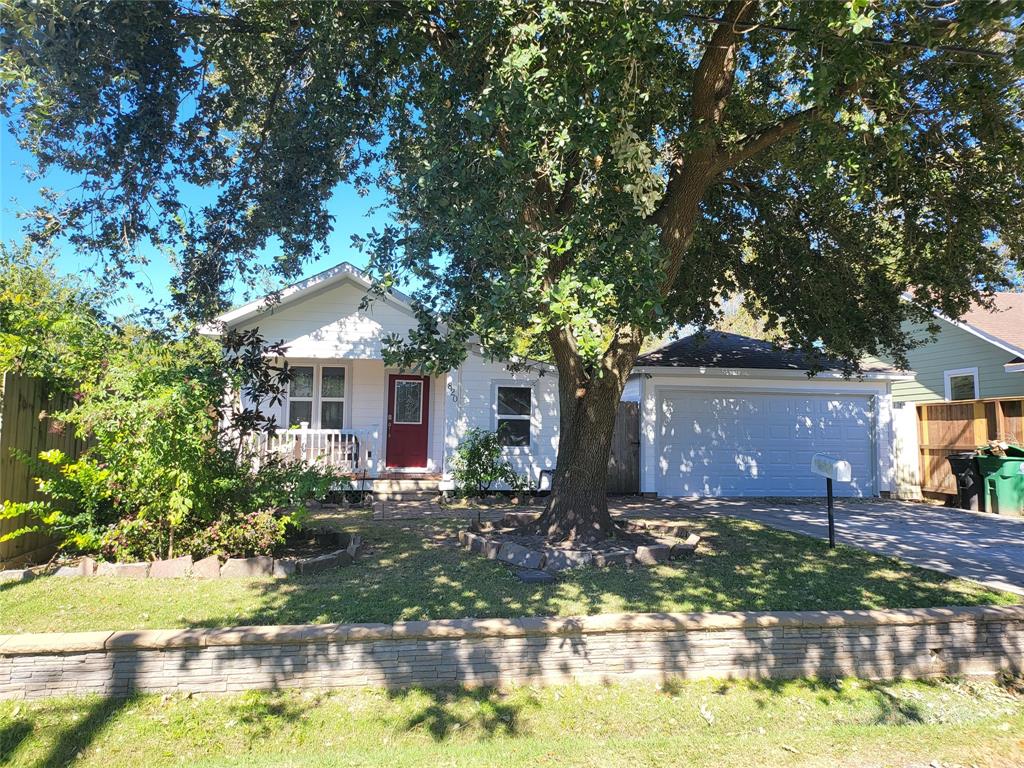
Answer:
top-left (1, 605), bottom-right (1021, 700)
top-left (458, 512), bottom-right (701, 575)
top-left (0, 534), bottom-right (362, 582)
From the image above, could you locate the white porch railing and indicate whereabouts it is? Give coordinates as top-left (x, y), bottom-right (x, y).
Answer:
top-left (247, 426), bottom-right (380, 475)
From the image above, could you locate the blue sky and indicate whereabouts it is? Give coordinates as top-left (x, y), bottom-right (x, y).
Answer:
top-left (1, 122), bottom-right (394, 316)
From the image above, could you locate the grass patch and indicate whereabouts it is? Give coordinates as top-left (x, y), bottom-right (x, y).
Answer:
top-left (1, 677), bottom-right (1022, 767)
top-left (0, 513), bottom-right (1016, 634)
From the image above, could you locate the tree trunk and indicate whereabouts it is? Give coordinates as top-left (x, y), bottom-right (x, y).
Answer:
top-left (530, 1), bottom-right (762, 543)
top-left (536, 374), bottom-right (628, 542)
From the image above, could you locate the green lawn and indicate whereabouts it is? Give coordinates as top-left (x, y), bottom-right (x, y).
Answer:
top-left (0, 512), bottom-right (1015, 634)
top-left (2, 677), bottom-right (1022, 767)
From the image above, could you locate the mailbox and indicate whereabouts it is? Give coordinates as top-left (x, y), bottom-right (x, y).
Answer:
top-left (810, 452), bottom-right (851, 548)
top-left (811, 454), bottom-right (852, 483)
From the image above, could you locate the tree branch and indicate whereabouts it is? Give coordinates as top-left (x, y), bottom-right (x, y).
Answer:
top-left (650, 0), bottom-right (759, 229)
top-left (719, 78), bottom-right (866, 170)
top-left (690, 0), bottom-right (760, 126)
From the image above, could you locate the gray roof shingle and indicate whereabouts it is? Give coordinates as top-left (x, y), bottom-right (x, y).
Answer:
top-left (636, 331), bottom-right (897, 373)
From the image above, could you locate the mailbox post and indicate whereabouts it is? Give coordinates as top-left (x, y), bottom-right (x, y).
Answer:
top-left (810, 454), bottom-right (852, 548)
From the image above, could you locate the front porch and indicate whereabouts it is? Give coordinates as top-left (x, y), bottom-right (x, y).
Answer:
top-left (243, 357), bottom-right (449, 482)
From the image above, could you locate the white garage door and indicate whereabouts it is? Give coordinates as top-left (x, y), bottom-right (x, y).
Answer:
top-left (656, 389), bottom-right (875, 497)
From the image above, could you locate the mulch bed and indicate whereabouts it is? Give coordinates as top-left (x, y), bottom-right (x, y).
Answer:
top-left (275, 526), bottom-right (354, 559)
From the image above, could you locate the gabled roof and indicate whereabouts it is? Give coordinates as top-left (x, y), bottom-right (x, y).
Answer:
top-left (199, 261), bottom-right (414, 334)
top-left (635, 331), bottom-right (901, 376)
top-left (936, 292), bottom-right (1024, 363)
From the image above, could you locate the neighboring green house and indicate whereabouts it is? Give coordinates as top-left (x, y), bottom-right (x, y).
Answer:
top-left (888, 292), bottom-right (1024, 404)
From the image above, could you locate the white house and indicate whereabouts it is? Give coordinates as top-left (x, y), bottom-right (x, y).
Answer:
top-left (203, 261), bottom-right (910, 498)
top-left (202, 262), bottom-right (560, 490)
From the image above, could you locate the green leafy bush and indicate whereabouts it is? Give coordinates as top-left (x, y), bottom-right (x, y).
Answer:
top-left (177, 510), bottom-right (289, 560)
top-left (100, 518), bottom-right (165, 563)
top-left (450, 428), bottom-right (525, 498)
top-left (12, 449), bottom-right (117, 553)
top-left (2, 246), bottom-right (352, 562)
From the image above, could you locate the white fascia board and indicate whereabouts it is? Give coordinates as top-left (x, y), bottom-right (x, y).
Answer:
top-left (934, 313), bottom-right (1024, 359)
top-left (208, 261), bottom-right (415, 331)
top-left (899, 292), bottom-right (1024, 360)
top-left (630, 365), bottom-right (914, 382)
top-left (1005, 361), bottom-right (1024, 374)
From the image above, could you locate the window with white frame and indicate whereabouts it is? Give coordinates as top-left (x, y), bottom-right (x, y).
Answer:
top-left (288, 366), bottom-right (315, 426)
top-left (495, 385), bottom-right (531, 446)
top-left (320, 366), bottom-right (346, 429)
top-left (944, 367), bottom-right (979, 401)
top-left (286, 365), bottom-right (347, 428)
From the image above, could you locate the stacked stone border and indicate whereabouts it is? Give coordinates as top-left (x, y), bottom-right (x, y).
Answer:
top-left (460, 512), bottom-right (700, 573)
top-left (0, 534), bottom-right (362, 582)
top-left (2, 605), bottom-right (1021, 699)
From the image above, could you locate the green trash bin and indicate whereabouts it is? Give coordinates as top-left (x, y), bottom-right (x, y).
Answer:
top-left (975, 454), bottom-right (1024, 516)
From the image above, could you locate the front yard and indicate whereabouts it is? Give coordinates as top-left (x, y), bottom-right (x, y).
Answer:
top-left (0, 510), bottom-right (1015, 634)
top-left (2, 676), bottom-right (1022, 768)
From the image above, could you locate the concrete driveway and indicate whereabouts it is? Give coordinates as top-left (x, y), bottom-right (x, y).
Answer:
top-left (613, 497), bottom-right (1024, 596)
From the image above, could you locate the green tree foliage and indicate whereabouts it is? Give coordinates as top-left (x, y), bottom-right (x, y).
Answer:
top-left (0, 242), bottom-right (109, 391)
top-left (713, 295), bottom-right (782, 342)
top-left (3, 1), bottom-right (1022, 538)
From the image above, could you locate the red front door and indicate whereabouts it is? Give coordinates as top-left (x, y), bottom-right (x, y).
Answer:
top-left (385, 374), bottom-right (430, 468)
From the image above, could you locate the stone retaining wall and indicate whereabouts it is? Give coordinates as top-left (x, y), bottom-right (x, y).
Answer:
top-left (2, 606), bottom-right (1022, 699)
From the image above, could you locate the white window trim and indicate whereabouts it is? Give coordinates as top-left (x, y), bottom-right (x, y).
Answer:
top-left (943, 367), bottom-right (979, 401)
top-left (392, 379), bottom-right (425, 425)
top-left (285, 362), bottom-right (350, 429)
top-left (492, 381), bottom-right (534, 449)
top-left (319, 365), bottom-right (347, 429)
top-left (287, 365), bottom-right (316, 427)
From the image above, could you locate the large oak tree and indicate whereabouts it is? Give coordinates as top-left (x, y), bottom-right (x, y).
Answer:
top-left (3, 1), bottom-right (1022, 541)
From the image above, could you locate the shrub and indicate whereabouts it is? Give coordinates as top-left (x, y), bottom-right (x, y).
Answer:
top-left (100, 518), bottom-right (164, 563)
top-left (450, 428), bottom-right (525, 498)
top-left (177, 510), bottom-right (289, 560)
top-left (12, 449), bottom-right (117, 554)
top-left (8, 330), bottom-right (349, 561)
top-left (2, 246), bottom-right (352, 562)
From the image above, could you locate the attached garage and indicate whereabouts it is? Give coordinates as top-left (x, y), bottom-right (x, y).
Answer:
top-left (634, 332), bottom-right (908, 499)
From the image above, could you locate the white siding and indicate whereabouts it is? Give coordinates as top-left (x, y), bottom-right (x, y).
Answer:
top-left (236, 279), bottom-right (418, 359)
top-left (348, 359), bottom-right (386, 472)
top-left (444, 353), bottom-right (560, 487)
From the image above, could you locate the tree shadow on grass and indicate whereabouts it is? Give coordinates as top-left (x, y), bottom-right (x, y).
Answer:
top-left (31, 695), bottom-right (130, 768)
top-left (224, 690), bottom-right (332, 740)
top-left (387, 686), bottom-right (536, 741)
top-left (727, 676), bottom-right (937, 726)
top-left (0, 717), bottom-right (33, 766)
top-left (188, 514), bottom-right (1011, 632)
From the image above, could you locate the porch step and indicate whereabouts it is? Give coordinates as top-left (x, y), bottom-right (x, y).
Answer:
top-left (366, 477), bottom-right (441, 501)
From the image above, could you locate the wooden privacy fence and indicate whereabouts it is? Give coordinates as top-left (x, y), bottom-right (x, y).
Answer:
top-left (917, 396), bottom-right (1024, 495)
top-left (607, 401), bottom-right (640, 494)
top-left (0, 372), bottom-right (86, 567)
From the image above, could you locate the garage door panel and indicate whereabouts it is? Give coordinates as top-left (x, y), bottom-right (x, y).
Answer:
top-left (656, 390), bottom-right (874, 498)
